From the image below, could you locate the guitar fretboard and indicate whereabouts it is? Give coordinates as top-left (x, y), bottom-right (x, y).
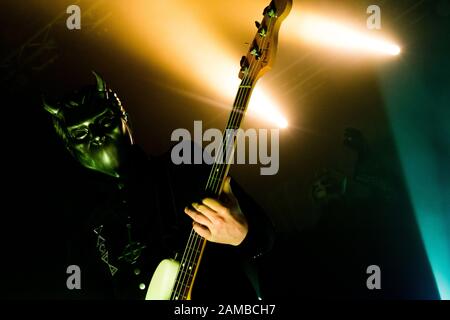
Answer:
top-left (168, 0), bottom-right (292, 300)
top-left (170, 81), bottom-right (255, 300)
top-left (205, 83), bottom-right (255, 195)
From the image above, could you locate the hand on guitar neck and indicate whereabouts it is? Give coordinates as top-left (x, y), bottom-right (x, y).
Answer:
top-left (184, 177), bottom-right (249, 246)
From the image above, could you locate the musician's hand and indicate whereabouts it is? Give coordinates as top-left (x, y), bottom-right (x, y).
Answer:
top-left (184, 177), bottom-right (248, 246)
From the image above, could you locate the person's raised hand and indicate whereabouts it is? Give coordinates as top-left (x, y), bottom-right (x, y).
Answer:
top-left (184, 177), bottom-right (248, 246)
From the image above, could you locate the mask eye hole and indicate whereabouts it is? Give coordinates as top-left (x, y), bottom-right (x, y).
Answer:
top-left (98, 114), bottom-right (117, 128)
top-left (70, 128), bottom-right (89, 140)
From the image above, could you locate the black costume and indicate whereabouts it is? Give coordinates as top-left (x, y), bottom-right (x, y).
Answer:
top-left (41, 72), bottom-right (274, 300)
top-left (61, 143), bottom-right (274, 300)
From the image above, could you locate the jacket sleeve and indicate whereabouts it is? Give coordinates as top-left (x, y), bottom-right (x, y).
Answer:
top-left (165, 140), bottom-right (275, 260)
top-left (229, 177), bottom-right (275, 260)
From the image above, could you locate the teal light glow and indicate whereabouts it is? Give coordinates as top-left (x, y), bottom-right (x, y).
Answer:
top-left (378, 58), bottom-right (450, 300)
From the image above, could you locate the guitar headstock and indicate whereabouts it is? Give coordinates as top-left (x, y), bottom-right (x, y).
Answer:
top-left (239, 0), bottom-right (293, 81)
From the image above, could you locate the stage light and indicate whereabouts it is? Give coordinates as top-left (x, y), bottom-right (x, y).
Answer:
top-left (248, 87), bottom-right (288, 129)
top-left (379, 58), bottom-right (450, 300)
top-left (287, 12), bottom-right (401, 56)
top-left (112, 1), bottom-right (288, 129)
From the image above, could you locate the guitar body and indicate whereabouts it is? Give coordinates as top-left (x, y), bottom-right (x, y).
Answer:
top-left (145, 259), bottom-right (182, 300)
top-left (146, 0), bottom-right (292, 300)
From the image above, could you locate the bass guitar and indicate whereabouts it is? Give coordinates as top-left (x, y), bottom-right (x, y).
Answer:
top-left (146, 0), bottom-right (292, 300)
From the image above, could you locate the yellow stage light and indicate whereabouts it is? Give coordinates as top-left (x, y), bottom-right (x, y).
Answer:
top-left (113, 0), bottom-right (288, 129)
top-left (287, 12), bottom-right (401, 56)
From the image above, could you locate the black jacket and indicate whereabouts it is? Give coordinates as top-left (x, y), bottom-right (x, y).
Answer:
top-left (61, 143), bottom-right (274, 300)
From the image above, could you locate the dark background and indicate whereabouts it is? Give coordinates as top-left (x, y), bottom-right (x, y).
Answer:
top-left (1, 0), bottom-right (447, 300)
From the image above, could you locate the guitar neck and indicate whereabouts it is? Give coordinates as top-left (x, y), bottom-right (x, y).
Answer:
top-left (205, 79), bottom-right (256, 196)
top-left (169, 0), bottom-right (292, 300)
top-left (170, 79), bottom-right (256, 300)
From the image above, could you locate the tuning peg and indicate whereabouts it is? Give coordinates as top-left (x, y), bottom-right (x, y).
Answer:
top-left (263, 1), bottom-right (276, 17)
top-left (240, 56), bottom-right (249, 68)
top-left (250, 44), bottom-right (262, 60)
top-left (255, 21), bottom-right (261, 29)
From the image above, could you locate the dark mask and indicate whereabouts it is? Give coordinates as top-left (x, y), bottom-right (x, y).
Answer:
top-left (43, 71), bottom-right (134, 178)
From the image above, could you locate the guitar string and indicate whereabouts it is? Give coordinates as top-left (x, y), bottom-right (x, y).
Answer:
top-left (175, 69), bottom-right (259, 298)
top-left (207, 10), bottom-right (278, 196)
top-left (173, 80), bottom-right (255, 298)
top-left (173, 13), bottom-right (275, 299)
top-left (173, 37), bottom-right (265, 299)
top-left (171, 85), bottom-right (253, 299)
top-left (170, 75), bottom-right (255, 299)
top-left (170, 69), bottom-right (256, 298)
top-left (172, 11), bottom-right (276, 300)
